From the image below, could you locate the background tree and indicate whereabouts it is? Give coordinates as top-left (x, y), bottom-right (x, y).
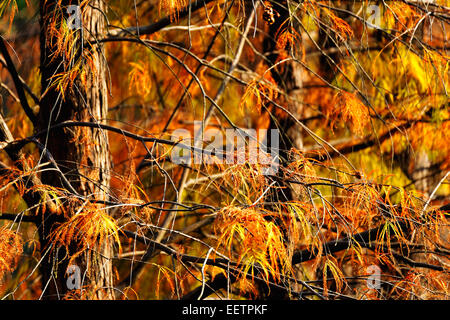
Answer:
top-left (0, 0), bottom-right (448, 300)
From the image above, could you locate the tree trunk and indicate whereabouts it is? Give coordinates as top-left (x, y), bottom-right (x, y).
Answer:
top-left (38, 0), bottom-right (113, 299)
top-left (260, 0), bottom-right (305, 298)
top-left (263, 0), bottom-right (305, 205)
top-left (263, 0), bottom-right (304, 157)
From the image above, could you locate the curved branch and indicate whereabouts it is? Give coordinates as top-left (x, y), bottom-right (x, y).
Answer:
top-left (106, 0), bottom-right (216, 38)
top-left (0, 36), bottom-right (38, 125)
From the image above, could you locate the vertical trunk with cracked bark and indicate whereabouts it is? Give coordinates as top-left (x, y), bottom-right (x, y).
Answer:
top-left (263, 0), bottom-right (305, 206)
top-left (263, 0), bottom-right (304, 159)
top-left (260, 0), bottom-right (305, 298)
top-left (38, 0), bottom-right (113, 299)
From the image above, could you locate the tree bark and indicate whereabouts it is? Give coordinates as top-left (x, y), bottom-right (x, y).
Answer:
top-left (38, 0), bottom-right (113, 299)
top-left (260, 0), bottom-right (305, 298)
top-left (263, 0), bottom-right (304, 158)
top-left (262, 0), bottom-right (305, 206)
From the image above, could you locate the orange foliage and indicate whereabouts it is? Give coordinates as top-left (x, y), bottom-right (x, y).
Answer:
top-left (214, 206), bottom-right (296, 289)
top-left (1, 0), bottom-right (449, 301)
top-left (51, 203), bottom-right (121, 263)
top-left (240, 63), bottom-right (278, 113)
top-left (330, 91), bottom-right (370, 135)
top-left (159, 0), bottom-right (186, 21)
top-left (322, 7), bottom-right (354, 41)
top-left (0, 227), bottom-right (22, 281)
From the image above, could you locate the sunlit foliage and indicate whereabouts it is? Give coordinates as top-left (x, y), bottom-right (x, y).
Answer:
top-left (0, 0), bottom-right (448, 300)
